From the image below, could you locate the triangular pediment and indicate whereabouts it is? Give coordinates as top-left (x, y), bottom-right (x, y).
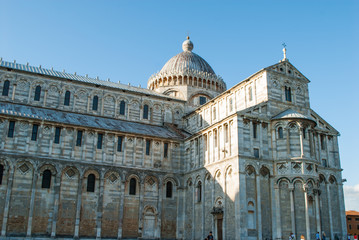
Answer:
top-left (309, 110), bottom-right (339, 135)
top-left (265, 60), bottom-right (310, 83)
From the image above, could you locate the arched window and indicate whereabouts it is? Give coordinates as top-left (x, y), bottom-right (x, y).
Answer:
top-left (92, 96), bottom-right (98, 111)
top-left (302, 128), bottom-right (306, 139)
top-left (41, 169), bottom-right (52, 189)
top-left (119, 100), bottom-right (126, 115)
top-left (87, 174), bottom-right (95, 192)
top-left (196, 181), bottom-right (202, 202)
top-left (34, 85), bottom-right (41, 101)
top-left (129, 178), bottom-right (136, 195)
top-left (278, 127), bottom-right (284, 139)
top-left (143, 104), bottom-right (149, 119)
top-left (166, 181), bottom-right (173, 198)
top-left (285, 86), bottom-right (292, 102)
top-left (0, 164), bottom-right (3, 185)
top-left (64, 91), bottom-right (71, 106)
top-left (2, 80), bottom-right (10, 96)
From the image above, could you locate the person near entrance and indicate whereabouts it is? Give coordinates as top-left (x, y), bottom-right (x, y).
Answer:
top-left (205, 231), bottom-right (214, 240)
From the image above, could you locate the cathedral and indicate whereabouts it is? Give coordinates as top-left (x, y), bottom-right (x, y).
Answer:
top-left (0, 37), bottom-right (346, 240)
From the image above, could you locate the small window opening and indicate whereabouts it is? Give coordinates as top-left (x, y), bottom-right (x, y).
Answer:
top-left (2, 80), bottom-right (10, 96)
top-left (41, 170), bottom-right (52, 189)
top-left (97, 133), bottom-right (103, 149)
top-left (31, 124), bottom-right (39, 141)
top-left (129, 178), bottom-right (136, 195)
top-left (199, 96), bottom-right (207, 105)
top-left (8, 120), bottom-right (15, 138)
top-left (92, 96), bottom-right (98, 111)
top-left (64, 90), bottom-right (71, 106)
top-left (166, 181), bottom-right (173, 198)
top-left (322, 159), bottom-right (327, 167)
top-left (146, 139), bottom-right (151, 155)
top-left (285, 86), bottom-right (292, 102)
top-left (34, 85), bottom-right (41, 101)
top-left (117, 136), bottom-right (123, 152)
top-left (253, 122), bottom-right (257, 139)
top-left (54, 127), bottom-right (61, 144)
top-left (143, 104), bottom-right (149, 119)
top-left (164, 143), bottom-right (169, 158)
top-left (278, 127), bottom-right (284, 139)
top-left (76, 130), bottom-right (83, 146)
top-left (119, 100), bottom-right (126, 115)
top-left (87, 174), bottom-right (95, 192)
top-left (196, 182), bottom-right (202, 202)
top-left (254, 148), bottom-right (259, 158)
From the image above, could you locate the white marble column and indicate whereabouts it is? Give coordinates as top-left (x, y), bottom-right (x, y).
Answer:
top-left (256, 174), bottom-right (262, 240)
top-left (51, 174), bottom-right (61, 238)
top-left (314, 190), bottom-right (322, 238)
top-left (289, 186), bottom-right (296, 236)
top-left (138, 179), bottom-right (144, 238)
top-left (74, 175), bottom-right (83, 238)
top-left (202, 177), bottom-right (205, 239)
top-left (26, 170), bottom-right (39, 237)
top-left (304, 186), bottom-right (310, 240)
top-left (117, 180), bottom-right (125, 239)
top-left (156, 178), bottom-right (163, 239)
top-left (299, 127), bottom-right (304, 157)
top-left (192, 182), bottom-right (195, 239)
top-left (274, 185), bottom-right (282, 239)
top-left (43, 90), bottom-right (48, 107)
top-left (96, 175), bottom-right (105, 239)
top-left (326, 184), bottom-right (334, 240)
top-left (11, 84), bottom-right (16, 101)
top-left (1, 166), bottom-right (15, 237)
top-left (338, 183), bottom-right (347, 239)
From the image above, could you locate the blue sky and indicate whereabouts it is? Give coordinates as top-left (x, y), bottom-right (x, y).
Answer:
top-left (1, 0), bottom-right (358, 209)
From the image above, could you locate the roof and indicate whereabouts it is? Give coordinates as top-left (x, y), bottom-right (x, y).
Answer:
top-left (0, 59), bottom-right (182, 101)
top-left (0, 102), bottom-right (188, 140)
top-left (272, 109), bottom-right (316, 123)
top-left (346, 210), bottom-right (359, 216)
top-left (160, 37), bottom-right (215, 75)
top-left (264, 59), bottom-right (310, 83)
top-left (160, 51), bottom-right (215, 75)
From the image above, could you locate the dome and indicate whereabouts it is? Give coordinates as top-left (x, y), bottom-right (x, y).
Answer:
top-left (159, 37), bottom-right (215, 75)
top-left (147, 37), bottom-right (226, 102)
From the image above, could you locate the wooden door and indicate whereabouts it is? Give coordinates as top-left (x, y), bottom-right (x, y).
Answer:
top-left (217, 218), bottom-right (223, 240)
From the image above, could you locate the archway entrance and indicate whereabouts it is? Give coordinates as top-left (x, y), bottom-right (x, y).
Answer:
top-left (142, 206), bottom-right (157, 239)
top-left (216, 213), bottom-right (223, 240)
top-left (211, 204), bottom-right (224, 240)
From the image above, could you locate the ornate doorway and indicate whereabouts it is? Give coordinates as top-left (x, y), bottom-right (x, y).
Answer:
top-left (142, 206), bottom-right (157, 239)
top-left (216, 213), bottom-right (223, 240)
top-left (211, 198), bottom-right (224, 240)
